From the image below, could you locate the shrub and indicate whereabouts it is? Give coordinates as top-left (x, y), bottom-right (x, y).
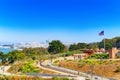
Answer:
top-left (0, 75), bottom-right (46, 80)
top-left (77, 62), bottom-right (85, 68)
top-left (87, 53), bottom-right (109, 59)
top-left (52, 76), bottom-right (70, 80)
top-left (8, 60), bottom-right (40, 73)
top-left (115, 66), bottom-right (120, 72)
top-left (18, 62), bottom-right (40, 73)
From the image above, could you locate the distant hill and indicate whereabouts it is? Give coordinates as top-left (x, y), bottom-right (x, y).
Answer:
top-left (98, 36), bottom-right (120, 49)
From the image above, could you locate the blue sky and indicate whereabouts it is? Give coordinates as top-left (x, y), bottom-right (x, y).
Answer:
top-left (0, 0), bottom-right (120, 43)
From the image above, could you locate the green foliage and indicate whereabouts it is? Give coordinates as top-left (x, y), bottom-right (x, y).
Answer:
top-left (69, 43), bottom-right (87, 51)
top-left (18, 61), bottom-right (39, 73)
top-left (8, 60), bottom-right (40, 73)
top-left (87, 53), bottom-right (109, 59)
top-left (7, 50), bottom-right (26, 64)
top-left (0, 52), bottom-right (7, 65)
top-left (115, 66), bottom-right (120, 72)
top-left (60, 52), bottom-right (72, 57)
top-left (79, 59), bottom-right (117, 65)
top-left (7, 63), bottom-right (22, 73)
top-left (23, 47), bottom-right (48, 55)
top-left (48, 40), bottom-right (65, 54)
top-left (0, 75), bottom-right (71, 80)
top-left (53, 60), bottom-right (59, 66)
top-left (53, 76), bottom-right (70, 80)
top-left (116, 39), bottom-right (120, 48)
top-left (82, 60), bottom-right (96, 65)
top-left (69, 44), bottom-right (78, 51)
top-left (99, 42), bottom-right (112, 50)
top-left (59, 51), bottom-right (83, 57)
top-left (77, 62), bottom-right (85, 68)
top-left (98, 38), bottom-right (117, 50)
top-left (77, 43), bottom-right (87, 49)
top-left (23, 47), bottom-right (49, 60)
top-left (68, 37), bottom-right (120, 51)
top-left (0, 75), bottom-right (48, 80)
top-left (87, 42), bottom-right (99, 50)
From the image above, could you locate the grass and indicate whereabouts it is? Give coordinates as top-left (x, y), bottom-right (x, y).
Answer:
top-left (8, 60), bottom-right (40, 73)
top-left (0, 75), bottom-right (49, 80)
top-left (56, 59), bottom-right (120, 79)
top-left (115, 66), bottom-right (120, 72)
top-left (0, 75), bottom-right (73, 80)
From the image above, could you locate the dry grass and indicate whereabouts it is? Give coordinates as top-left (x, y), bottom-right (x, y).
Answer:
top-left (58, 60), bottom-right (120, 80)
top-left (34, 66), bottom-right (59, 74)
top-left (0, 75), bottom-right (53, 80)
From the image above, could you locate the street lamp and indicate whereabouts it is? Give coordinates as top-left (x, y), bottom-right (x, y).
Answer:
top-left (50, 55), bottom-right (52, 63)
top-left (90, 64), bottom-right (94, 80)
top-left (40, 56), bottom-right (42, 65)
top-left (100, 57), bottom-right (103, 64)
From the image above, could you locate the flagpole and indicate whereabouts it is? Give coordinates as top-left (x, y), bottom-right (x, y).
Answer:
top-left (99, 31), bottom-right (105, 52)
top-left (104, 38), bottom-right (105, 53)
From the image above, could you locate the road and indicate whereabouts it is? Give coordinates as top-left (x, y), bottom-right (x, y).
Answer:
top-left (0, 63), bottom-right (82, 79)
top-left (39, 56), bottom-right (118, 80)
top-left (0, 65), bottom-right (78, 79)
top-left (0, 57), bottom-right (118, 80)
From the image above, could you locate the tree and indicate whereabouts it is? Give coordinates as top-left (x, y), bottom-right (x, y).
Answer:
top-left (7, 50), bottom-right (25, 63)
top-left (86, 42), bottom-right (99, 50)
top-left (0, 52), bottom-right (7, 64)
top-left (69, 43), bottom-right (87, 51)
top-left (69, 44), bottom-right (78, 51)
top-left (105, 43), bottom-right (112, 50)
top-left (48, 40), bottom-right (65, 54)
top-left (116, 39), bottom-right (120, 48)
top-left (87, 53), bottom-right (109, 59)
top-left (77, 43), bottom-right (87, 49)
top-left (98, 41), bottom-right (112, 50)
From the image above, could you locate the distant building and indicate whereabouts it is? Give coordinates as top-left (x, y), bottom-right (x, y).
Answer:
top-left (108, 47), bottom-right (120, 59)
top-left (2, 45), bottom-right (12, 48)
top-left (82, 49), bottom-right (94, 55)
top-left (13, 42), bottom-right (49, 50)
top-left (72, 54), bottom-right (88, 59)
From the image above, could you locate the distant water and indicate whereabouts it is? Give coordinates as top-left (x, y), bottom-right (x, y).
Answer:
top-left (0, 48), bottom-right (13, 54)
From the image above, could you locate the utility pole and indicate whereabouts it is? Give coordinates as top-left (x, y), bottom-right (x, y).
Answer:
top-left (90, 64), bottom-right (94, 80)
top-left (104, 38), bottom-right (105, 52)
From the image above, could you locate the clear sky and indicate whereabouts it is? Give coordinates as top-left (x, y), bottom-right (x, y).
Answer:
top-left (0, 0), bottom-right (120, 43)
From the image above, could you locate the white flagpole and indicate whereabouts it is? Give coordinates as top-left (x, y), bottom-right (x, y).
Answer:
top-left (104, 38), bottom-right (105, 53)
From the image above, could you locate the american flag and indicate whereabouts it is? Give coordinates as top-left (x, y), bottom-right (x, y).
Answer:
top-left (99, 31), bottom-right (104, 36)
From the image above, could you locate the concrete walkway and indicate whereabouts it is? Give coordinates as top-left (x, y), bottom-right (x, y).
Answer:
top-left (40, 57), bottom-right (117, 80)
top-left (0, 66), bottom-right (12, 76)
top-left (36, 60), bottom-right (87, 80)
top-left (0, 57), bottom-right (117, 80)
top-left (0, 65), bottom-right (78, 79)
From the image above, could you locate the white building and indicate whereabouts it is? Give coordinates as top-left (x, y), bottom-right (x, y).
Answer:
top-left (13, 42), bottom-right (48, 50)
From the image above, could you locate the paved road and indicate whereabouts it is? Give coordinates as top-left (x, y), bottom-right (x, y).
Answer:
top-left (0, 64), bottom-right (80, 79)
top-left (0, 57), bottom-right (118, 80)
top-left (40, 58), bottom-right (118, 80)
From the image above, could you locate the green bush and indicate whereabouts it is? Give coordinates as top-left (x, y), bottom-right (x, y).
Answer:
top-left (60, 51), bottom-right (83, 57)
top-left (8, 60), bottom-right (40, 73)
top-left (87, 53), bottom-right (109, 59)
top-left (53, 76), bottom-right (70, 80)
top-left (0, 75), bottom-right (46, 80)
top-left (18, 62), bottom-right (40, 73)
top-left (115, 66), bottom-right (120, 72)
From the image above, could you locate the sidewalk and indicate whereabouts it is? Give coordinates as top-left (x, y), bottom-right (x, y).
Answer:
top-left (40, 57), bottom-right (115, 80)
